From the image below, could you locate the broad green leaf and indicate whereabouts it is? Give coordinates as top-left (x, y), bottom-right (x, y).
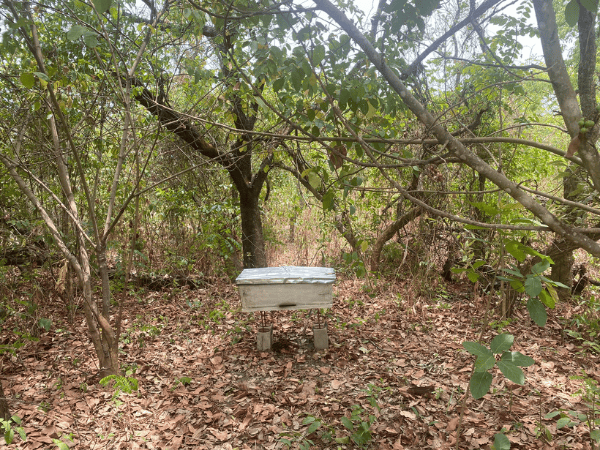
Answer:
top-left (273, 77), bottom-right (285, 92)
top-left (524, 276), bottom-right (542, 298)
top-left (501, 351), bottom-right (534, 367)
top-left (322, 190), bottom-right (335, 211)
top-left (469, 371), bottom-right (492, 399)
top-left (360, 240), bottom-right (368, 252)
top-left (501, 267), bottom-right (522, 277)
top-left (306, 420), bottom-right (320, 434)
top-left (472, 260), bottom-right (486, 269)
top-left (254, 96), bottom-right (267, 110)
top-left (93, 0), bottom-right (112, 14)
top-left (5, 428), bottom-right (14, 444)
top-left (467, 271), bottom-right (480, 283)
top-left (53, 440), bottom-right (69, 450)
top-left (307, 171), bottom-right (320, 189)
top-left (497, 360), bottom-right (525, 384)
top-left (527, 297), bottom-right (547, 326)
top-left (302, 416), bottom-right (315, 425)
top-left (546, 284), bottom-right (558, 305)
top-left (66, 25), bottom-right (87, 41)
top-left (531, 259), bottom-right (550, 274)
top-left (341, 416), bottom-right (353, 430)
top-left (539, 289), bottom-right (555, 309)
top-left (590, 429), bottom-right (600, 442)
top-left (557, 416), bottom-right (576, 429)
top-left (475, 353), bottom-right (496, 372)
top-left (510, 279), bottom-right (524, 292)
top-left (463, 341), bottom-right (492, 358)
top-left (544, 411), bottom-right (562, 419)
top-left (83, 34), bottom-right (99, 48)
top-left (504, 240), bottom-right (525, 262)
top-left (493, 432), bottom-right (511, 450)
top-left (20, 72), bottom-right (35, 89)
top-left (38, 318), bottom-right (52, 331)
top-left (490, 334), bottom-right (513, 354)
top-left (565, 0), bottom-right (580, 26)
top-left (312, 44), bottom-right (325, 65)
top-left (33, 72), bottom-right (49, 82)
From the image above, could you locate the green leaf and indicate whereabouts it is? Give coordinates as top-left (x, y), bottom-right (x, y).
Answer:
top-left (312, 44), bottom-right (325, 65)
top-left (524, 276), bottom-right (542, 298)
top-left (527, 297), bottom-right (547, 327)
top-left (475, 353), bottom-right (496, 372)
top-left (53, 440), bottom-right (70, 450)
top-left (469, 371), bottom-right (492, 399)
top-left (539, 289), bottom-right (556, 309)
top-left (467, 271), bottom-right (480, 283)
top-left (565, 0), bottom-right (580, 26)
top-left (590, 429), bottom-right (600, 442)
top-left (500, 351), bottom-right (534, 367)
top-left (490, 333), bottom-right (513, 354)
top-left (504, 240), bottom-right (525, 262)
top-left (20, 72), bottom-right (35, 89)
top-left (544, 411), bottom-right (562, 419)
top-left (307, 171), bottom-right (320, 189)
top-left (472, 260), bottom-right (486, 269)
top-left (341, 416), bottom-right (353, 431)
top-left (273, 77), bottom-right (285, 92)
top-left (556, 416), bottom-right (576, 429)
top-left (497, 360), bottom-right (525, 384)
top-left (5, 428), bottom-right (14, 444)
top-left (531, 259), bottom-right (550, 274)
top-left (33, 72), bottom-right (49, 82)
top-left (93, 0), bottom-right (112, 14)
top-left (302, 416), bottom-right (315, 425)
top-left (66, 25), bottom-right (87, 41)
top-left (463, 341), bottom-right (492, 358)
top-left (493, 432), bottom-right (511, 450)
top-left (322, 190), bottom-right (335, 211)
top-left (38, 318), bottom-right (52, 331)
top-left (306, 420), bottom-right (320, 434)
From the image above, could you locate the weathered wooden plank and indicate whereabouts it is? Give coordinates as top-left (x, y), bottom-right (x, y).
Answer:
top-left (238, 283), bottom-right (333, 312)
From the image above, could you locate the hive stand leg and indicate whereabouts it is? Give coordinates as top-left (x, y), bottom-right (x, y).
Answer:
top-left (313, 310), bottom-right (328, 349)
top-left (257, 311), bottom-right (272, 351)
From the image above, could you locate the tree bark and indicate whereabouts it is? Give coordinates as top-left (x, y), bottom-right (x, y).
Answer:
top-left (238, 183), bottom-right (267, 268)
top-left (370, 206), bottom-right (422, 272)
top-left (0, 380), bottom-right (9, 420)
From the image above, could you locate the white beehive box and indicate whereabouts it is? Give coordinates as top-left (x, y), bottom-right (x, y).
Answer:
top-left (236, 266), bottom-right (336, 312)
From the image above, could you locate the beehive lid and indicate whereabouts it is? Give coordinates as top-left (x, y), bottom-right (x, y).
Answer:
top-left (236, 266), bottom-right (336, 285)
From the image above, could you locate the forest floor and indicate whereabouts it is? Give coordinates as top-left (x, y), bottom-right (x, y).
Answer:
top-left (2, 267), bottom-right (600, 450)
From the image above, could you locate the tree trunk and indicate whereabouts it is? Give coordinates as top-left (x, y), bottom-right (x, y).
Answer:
top-left (550, 241), bottom-right (575, 302)
top-left (370, 206), bottom-right (422, 272)
top-left (0, 379), bottom-right (10, 420)
top-left (239, 187), bottom-right (267, 268)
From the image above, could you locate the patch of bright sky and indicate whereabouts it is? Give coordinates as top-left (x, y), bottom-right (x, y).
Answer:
top-left (351, 0), bottom-right (544, 62)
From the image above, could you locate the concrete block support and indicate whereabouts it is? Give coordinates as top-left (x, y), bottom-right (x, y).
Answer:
top-left (313, 323), bottom-right (328, 350)
top-left (257, 325), bottom-right (273, 351)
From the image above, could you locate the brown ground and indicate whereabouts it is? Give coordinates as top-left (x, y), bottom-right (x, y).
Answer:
top-left (2, 268), bottom-right (600, 449)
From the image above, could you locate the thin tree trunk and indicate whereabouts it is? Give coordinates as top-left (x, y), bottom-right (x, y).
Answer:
top-left (0, 380), bottom-right (10, 420)
top-left (370, 206), bottom-right (422, 272)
